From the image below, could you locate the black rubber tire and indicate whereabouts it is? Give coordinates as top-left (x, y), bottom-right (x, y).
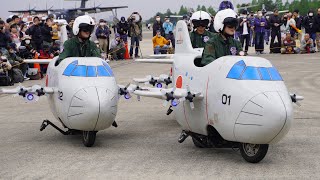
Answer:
top-left (82, 131), bottom-right (97, 147)
top-left (192, 137), bottom-right (208, 148)
top-left (239, 143), bottom-right (269, 163)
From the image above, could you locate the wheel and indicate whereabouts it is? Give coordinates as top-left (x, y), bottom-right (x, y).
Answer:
top-left (82, 131), bottom-right (97, 147)
top-left (239, 143), bottom-right (269, 163)
top-left (192, 136), bottom-right (209, 148)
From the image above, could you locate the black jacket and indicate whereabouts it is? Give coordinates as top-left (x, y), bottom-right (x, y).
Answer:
top-left (41, 24), bottom-right (53, 43)
top-left (152, 21), bottom-right (164, 36)
top-left (269, 15), bottom-right (283, 32)
top-left (238, 18), bottom-right (251, 35)
top-left (26, 25), bottom-right (43, 43)
top-left (0, 31), bottom-right (11, 48)
top-left (295, 16), bottom-right (303, 29)
top-left (303, 16), bottom-right (316, 34)
top-left (315, 14), bottom-right (320, 32)
top-left (116, 21), bottom-right (129, 35)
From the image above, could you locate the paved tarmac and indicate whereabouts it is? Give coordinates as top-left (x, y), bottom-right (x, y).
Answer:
top-left (0, 30), bottom-right (320, 179)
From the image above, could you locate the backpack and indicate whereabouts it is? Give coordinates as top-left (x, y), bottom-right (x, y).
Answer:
top-left (0, 71), bottom-right (12, 86)
top-left (27, 68), bottom-right (42, 80)
top-left (12, 68), bottom-right (24, 83)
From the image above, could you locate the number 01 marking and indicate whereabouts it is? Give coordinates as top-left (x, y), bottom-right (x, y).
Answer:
top-left (222, 94), bottom-right (231, 105)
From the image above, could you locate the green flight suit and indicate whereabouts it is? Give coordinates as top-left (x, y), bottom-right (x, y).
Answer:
top-left (201, 33), bottom-right (242, 66)
top-left (56, 37), bottom-right (101, 65)
top-left (189, 30), bottom-right (215, 48)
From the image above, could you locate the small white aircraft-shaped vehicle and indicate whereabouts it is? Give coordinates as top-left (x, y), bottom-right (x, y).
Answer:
top-left (0, 57), bottom-right (125, 147)
top-left (131, 20), bottom-right (303, 163)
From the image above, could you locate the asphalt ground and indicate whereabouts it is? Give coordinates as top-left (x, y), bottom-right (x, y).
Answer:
top-left (0, 30), bottom-right (319, 179)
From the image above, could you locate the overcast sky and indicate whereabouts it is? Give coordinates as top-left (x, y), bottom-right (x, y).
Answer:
top-left (1, 0), bottom-right (280, 21)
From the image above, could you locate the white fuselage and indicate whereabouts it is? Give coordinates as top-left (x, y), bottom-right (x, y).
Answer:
top-left (172, 55), bottom-right (293, 144)
top-left (46, 57), bottom-right (119, 131)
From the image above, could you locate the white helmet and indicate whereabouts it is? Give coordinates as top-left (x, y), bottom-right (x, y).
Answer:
top-left (214, 9), bottom-right (238, 33)
top-left (73, 15), bottom-right (95, 36)
top-left (190, 11), bottom-right (211, 28)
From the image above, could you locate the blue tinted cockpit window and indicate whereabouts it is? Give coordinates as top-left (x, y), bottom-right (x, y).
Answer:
top-left (87, 66), bottom-right (97, 77)
top-left (226, 60), bottom-right (283, 81)
top-left (63, 60), bottom-right (113, 77)
top-left (268, 67), bottom-right (283, 81)
top-left (97, 66), bottom-right (110, 77)
top-left (258, 67), bottom-right (271, 80)
top-left (241, 67), bottom-right (260, 80)
top-left (102, 61), bottom-right (114, 76)
top-left (71, 65), bottom-right (86, 76)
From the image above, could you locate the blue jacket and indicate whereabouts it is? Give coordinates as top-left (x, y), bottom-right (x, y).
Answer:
top-left (95, 26), bottom-right (110, 39)
top-left (254, 17), bottom-right (267, 33)
top-left (163, 22), bottom-right (174, 35)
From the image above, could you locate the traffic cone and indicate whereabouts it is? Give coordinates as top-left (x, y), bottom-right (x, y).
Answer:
top-left (124, 42), bottom-right (130, 60)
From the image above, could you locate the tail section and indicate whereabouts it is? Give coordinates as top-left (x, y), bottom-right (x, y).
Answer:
top-left (175, 20), bottom-right (194, 54)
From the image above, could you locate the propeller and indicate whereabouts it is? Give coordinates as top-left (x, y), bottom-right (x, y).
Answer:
top-left (119, 83), bottom-right (132, 100)
top-left (184, 85), bottom-right (201, 110)
top-left (290, 93), bottom-right (304, 106)
top-left (161, 87), bottom-right (179, 107)
top-left (160, 74), bottom-right (172, 88)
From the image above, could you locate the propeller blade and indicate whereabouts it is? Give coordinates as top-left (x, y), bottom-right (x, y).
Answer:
top-left (163, 100), bottom-right (168, 107)
top-left (137, 95), bottom-right (141, 101)
top-left (190, 102), bottom-right (195, 110)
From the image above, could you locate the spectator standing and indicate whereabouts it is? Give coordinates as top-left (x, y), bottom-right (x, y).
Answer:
top-left (128, 12), bottom-right (142, 58)
top-left (293, 9), bottom-right (303, 40)
top-left (26, 16), bottom-right (43, 51)
top-left (315, 8), bottom-right (320, 52)
top-left (11, 15), bottom-right (20, 25)
top-left (269, 9), bottom-right (283, 53)
top-left (95, 19), bottom-right (110, 53)
top-left (42, 18), bottom-right (53, 46)
top-left (248, 11), bottom-right (255, 46)
top-left (285, 13), bottom-right (297, 38)
top-left (239, 10), bottom-right (250, 55)
top-left (303, 10), bottom-right (317, 47)
top-left (254, 11), bottom-right (267, 54)
top-left (264, 15), bottom-right (271, 45)
top-left (152, 15), bottom-right (164, 36)
top-left (19, 24), bottom-right (28, 40)
top-left (162, 17), bottom-right (175, 48)
top-left (116, 16), bottom-right (129, 43)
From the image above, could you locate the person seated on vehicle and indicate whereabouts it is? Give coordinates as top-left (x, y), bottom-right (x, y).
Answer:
top-left (110, 33), bottom-right (126, 60)
top-left (281, 31), bottom-right (299, 54)
top-left (300, 33), bottom-right (315, 54)
top-left (190, 11), bottom-right (215, 48)
top-left (6, 43), bottom-right (29, 80)
top-left (152, 30), bottom-right (170, 54)
top-left (55, 15), bottom-right (100, 66)
top-left (201, 9), bottom-right (243, 66)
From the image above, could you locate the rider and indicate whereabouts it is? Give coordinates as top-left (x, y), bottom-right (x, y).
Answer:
top-left (201, 9), bottom-right (243, 66)
top-left (56, 15), bottom-right (100, 65)
top-left (189, 11), bottom-right (215, 48)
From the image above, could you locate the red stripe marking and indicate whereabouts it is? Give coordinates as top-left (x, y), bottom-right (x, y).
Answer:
top-left (206, 76), bottom-right (210, 125)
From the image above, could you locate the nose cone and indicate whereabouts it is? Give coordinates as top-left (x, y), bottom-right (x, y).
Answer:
top-left (67, 87), bottom-right (118, 131)
top-left (234, 91), bottom-right (292, 144)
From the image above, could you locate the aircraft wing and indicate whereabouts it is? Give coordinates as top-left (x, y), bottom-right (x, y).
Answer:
top-left (135, 59), bottom-right (174, 64)
top-left (133, 87), bottom-right (203, 100)
top-left (9, 9), bottom-right (49, 14)
top-left (68, 6), bottom-right (128, 14)
top-left (24, 59), bottom-right (53, 64)
top-left (0, 85), bottom-right (54, 95)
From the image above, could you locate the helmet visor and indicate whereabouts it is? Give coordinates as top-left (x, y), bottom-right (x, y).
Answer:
top-left (79, 23), bottom-right (94, 33)
top-left (223, 17), bottom-right (238, 29)
top-left (192, 19), bottom-right (209, 28)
